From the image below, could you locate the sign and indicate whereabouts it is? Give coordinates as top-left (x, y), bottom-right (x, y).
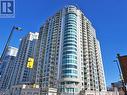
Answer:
top-left (0, 0), bottom-right (15, 18)
top-left (27, 57), bottom-right (34, 69)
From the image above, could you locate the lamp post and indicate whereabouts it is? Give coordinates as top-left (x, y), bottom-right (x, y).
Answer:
top-left (113, 59), bottom-right (127, 95)
top-left (0, 26), bottom-right (22, 62)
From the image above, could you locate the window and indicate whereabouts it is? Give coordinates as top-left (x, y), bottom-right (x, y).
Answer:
top-left (62, 75), bottom-right (77, 78)
top-left (63, 47), bottom-right (77, 51)
top-left (62, 69), bottom-right (77, 74)
top-left (63, 44), bottom-right (77, 48)
top-left (62, 59), bottom-right (77, 64)
top-left (62, 64), bottom-right (77, 69)
top-left (63, 55), bottom-right (77, 59)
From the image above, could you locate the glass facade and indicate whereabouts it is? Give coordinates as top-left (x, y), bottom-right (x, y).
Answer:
top-left (62, 13), bottom-right (78, 78)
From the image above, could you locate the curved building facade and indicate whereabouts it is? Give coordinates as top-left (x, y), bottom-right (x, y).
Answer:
top-left (62, 13), bottom-right (78, 79)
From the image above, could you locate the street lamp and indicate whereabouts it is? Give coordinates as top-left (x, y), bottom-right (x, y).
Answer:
top-left (0, 26), bottom-right (22, 62)
top-left (113, 59), bottom-right (127, 95)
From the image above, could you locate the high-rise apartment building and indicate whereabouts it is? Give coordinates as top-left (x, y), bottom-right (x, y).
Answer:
top-left (0, 46), bottom-right (18, 90)
top-left (12, 32), bottom-right (39, 85)
top-left (36, 5), bottom-right (106, 95)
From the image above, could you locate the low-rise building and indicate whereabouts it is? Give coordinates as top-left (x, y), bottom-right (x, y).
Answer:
top-left (111, 81), bottom-right (125, 95)
top-left (7, 84), bottom-right (40, 95)
top-left (80, 90), bottom-right (117, 95)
